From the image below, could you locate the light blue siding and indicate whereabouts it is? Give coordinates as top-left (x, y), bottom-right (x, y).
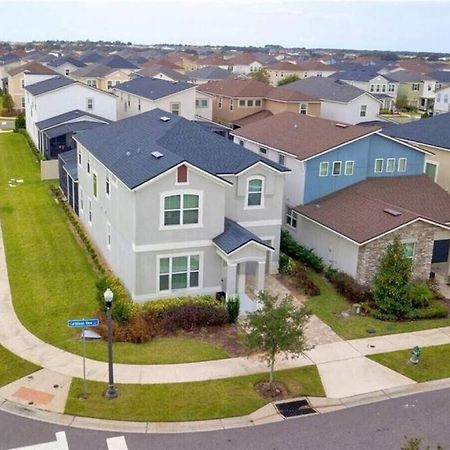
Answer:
top-left (303, 133), bottom-right (425, 204)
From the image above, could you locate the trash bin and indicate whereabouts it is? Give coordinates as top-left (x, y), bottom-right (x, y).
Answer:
top-left (352, 303), bottom-right (361, 315)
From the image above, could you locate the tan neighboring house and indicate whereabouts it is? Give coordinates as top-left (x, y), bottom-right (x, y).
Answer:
top-left (197, 78), bottom-right (321, 128)
top-left (266, 61), bottom-right (336, 86)
top-left (70, 64), bottom-right (131, 91)
top-left (134, 65), bottom-right (189, 83)
top-left (166, 53), bottom-right (199, 72)
top-left (6, 61), bottom-right (58, 110)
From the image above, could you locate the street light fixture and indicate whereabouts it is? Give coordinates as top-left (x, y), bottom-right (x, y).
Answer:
top-left (104, 288), bottom-right (118, 399)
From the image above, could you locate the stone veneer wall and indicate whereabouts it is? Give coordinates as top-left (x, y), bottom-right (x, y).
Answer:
top-left (356, 221), bottom-right (437, 286)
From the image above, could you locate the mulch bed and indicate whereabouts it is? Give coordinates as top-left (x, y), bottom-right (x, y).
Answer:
top-left (254, 381), bottom-right (289, 401)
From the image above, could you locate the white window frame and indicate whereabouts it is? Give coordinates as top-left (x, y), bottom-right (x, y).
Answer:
top-left (107, 80), bottom-right (113, 90)
top-left (157, 252), bottom-right (203, 293)
top-left (344, 160), bottom-right (354, 176)
top-left (286, 206), bottom-right (298, 230)
top-left (278, 153), bottom-right (285, 166)
top-left (424, 160), bottom-right (439, 182)
top-left (79, 187), bottom-right (84, 213)
top-left (160, 190), bottom-right (203, 230)
top-left (255, 99), bottom-right (262, 107)
top-left (386, 158), bottom-right (395, 173)
top-left (229, 98), bottom-right (234, 111)
top-left (245, 176), bottom-right (265, 209)
top-left (92, 171), bottom-right (98, 199)
top-left (412, 83), bottom-right (420, 92)
top-left (78, 150), bottom-right (82, 166)
top-left (239, 99), bottom-right (246, 107)
top-left (105, 171), bottom-right (111, 197)
top-left (86, 98), bottom-right (94, 110)
top-left (402, 241), bottom-right (416, 261)
top-left (87, 155), bottom-right (91, 175)
top-left (170, 102), bottom-right (181, 116)
top-left (88, 198), bottom-right (92, 225)
top-left (259, 147), bottom-right (267, 155)
top-left (398, 157), bottom-right (407, 172)
top-left (299, 103), bottom-right (308, 115)
top-left (332, 161), bottom-right (342, 176)
top-left (218, 96), bottom-right (222, 108)
top-left (319, 161), bottom-right (329, 177)
top-left (374, 158), bottom-right (384, 173)
top-left (360, 105), bottom-right (367, 117)
top-left (106, 222), bottom-right (111, 249)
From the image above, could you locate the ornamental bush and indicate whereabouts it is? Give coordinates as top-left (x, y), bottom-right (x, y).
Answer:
top-left (226, 296), bottom-right (240, 323)
top-left (372, 235), bottom-right (412, 320)
top-left (280, 230), bottom-right (324, 272)
top-left (325, 268), bottom-right (371, 304)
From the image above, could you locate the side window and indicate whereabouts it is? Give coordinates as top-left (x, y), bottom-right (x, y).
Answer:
top-left (344, 161), bottom-right (354, 176)
top-left (286, 207), bottom-right (298, 229)
top-left (163, 193), bottom-right (200, 226)
top-left (319, 161), bottom-right (329, 177)
top-left (398, 158), bottom-right (407, 172)
top-left (374, 158), bottom-right (384, 173)
top-left (332, 161), bottom-right (342, 176)
top-left (386, 158), bottom-right (395, 173)
top-left (246, 178), bottom-right (264, 208)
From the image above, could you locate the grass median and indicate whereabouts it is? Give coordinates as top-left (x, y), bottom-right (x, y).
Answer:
top-left (0, 133), bottom-right (229, 365)
top-left (305, 272), bottom-right (450, 340)
top-left (65, 365), bottom-right (324, 422)
top-left (369, 343), bottom-right (450, 383)
top-left (0, 345), bottom-right (40, 387)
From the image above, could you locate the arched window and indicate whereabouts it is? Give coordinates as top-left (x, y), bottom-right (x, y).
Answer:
top-left (246, 177), bottom-right (264, 208)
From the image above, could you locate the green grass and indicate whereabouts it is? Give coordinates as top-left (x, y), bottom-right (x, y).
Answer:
top-left (65, 365), bottom-right (324, 422)
top-left (369, 344), bottom-right (450, 382)
top-left (0, 345), bottom-right (40, 387)
top-left (305, 272), bottom-right (450, 340)
top-left (0, 133), bottom-right (229, 365)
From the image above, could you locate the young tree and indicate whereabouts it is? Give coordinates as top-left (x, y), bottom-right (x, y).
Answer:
top-left (246, 291), bottom-right (308, 385)
top-left (277, 74), bottom-right (299, 86)
top-left (372, 235), bottom-right (412, 319)
top-left (15, 112), bottom-right (25, 131)
top-left (249, 68), bottom-right (270, 84)
top-left (2, 93), bottom-right (14, 114)
top-left (396, 95), bottom-right (409, 111)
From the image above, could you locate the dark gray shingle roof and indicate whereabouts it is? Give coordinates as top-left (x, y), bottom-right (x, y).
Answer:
top-left (382, 113), bottom-right (450, 151)
top-left (59, 150), bottom-right (78, 181)
top-left (44, 121), bottom-right (108, 139)
top-left (114, 77), bottom-right (194, 100)
top-left (100, 55), bottom-right (138, 69)
top-left (213, 218), bottom-right (273, 254)
top-left (36, 109), bottom-right (111, 130)
top-left (47, 56), bottom-right (86, 68)
top-left (386, 70), bottom-right (431, 82)
top-left (74, 109), bottom-right (288, 190)
top-left (24, 76), bottom-right (76, 96)
top-left (281, 77), bottom-right (369, 103)
top-left (429, 71), bottom-right (450, 83)
top-left (189, 66), bottom-right (233, 80)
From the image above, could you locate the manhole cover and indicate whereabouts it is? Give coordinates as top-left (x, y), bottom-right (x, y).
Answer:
top-left (276, 399), bottom-right (317, 418)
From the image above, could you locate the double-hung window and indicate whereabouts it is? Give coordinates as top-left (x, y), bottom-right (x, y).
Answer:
top-left (247, 178), bottom-right (263, 207)
top-left (87, 98), bottom-right (93, 110)
top-left (92, 173), bottom-right (98, 198)
top-left (163, 193), bottom-right (199, 226)
top-left (286, 207), bottom-right (298, 229)
top-left (159, 255), bottom-right (200, 291)
top-left (332, 161), bottom-right (342, 176)
top-left (344, 161), bottom-right (354, 176)
top-left (374, 158), bottom-right (384, 173)
top-left (170, 102), bottom-right (180, 115)
top-left (403, 242), bottom-right (416, 261)
top-left (386, 158), bottom-right (395, 173)
top-left (278, 153), bottom-right (285, 165)
top-left (398, 158), bottom-right (407, 172)
top-left (239, 99), bottom-right (246, 107)
top-left (319, 161), bottom-right (329, 177)
top-left (299, 103), bottom-right (308, 115)
top-left (360, 105), bottom-right (367, 117)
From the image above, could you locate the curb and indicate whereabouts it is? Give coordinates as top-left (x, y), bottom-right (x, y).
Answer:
top-left (1, 378), bottom-right (450, 434)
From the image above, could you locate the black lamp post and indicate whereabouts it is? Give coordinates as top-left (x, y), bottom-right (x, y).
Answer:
top-left (104, 288), bottom-right (118, 399)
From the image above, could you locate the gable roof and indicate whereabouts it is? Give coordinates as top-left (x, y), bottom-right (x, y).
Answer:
top-left (429, 71), bottom-right (450, 83)
top-left (232, 111), bottom-right (379, 160)
top-left (7, 61), bottom-right (58, 77)
top-left (141, 58), bottom-right (183, 70)
top-left (0, 53), bottom-right (20, 65)
top-left (99, 54), bottom-right (138, 70)
top-left (189, 66), bottom-right (233, 80)
top-left (386, 70), bottom-right (432, 82)
top-left (79, 50), bottom-right (106, 64)
top-left (35, 109), bottom-right (112, 131)
top-left (382, 113), bottom-right (450, 151)
top-left (295, 175), bottom-right (450, 244)
top-left (280, 77), bottom-right (371, 103)
top-left (47, 56), bottom-right (86, 68)
top-left (113, 77), bottom-right (194, 100)
top-left (74, 108), bottom-right (288, 190)
top-left (267, 61), bottom-right (301, 71)
top-left (332, 68), bottom-right (381, 82)
top-left (213, 218), bottom-right (273, 255)
top-left (24, 76), bottom-right (76, 96)
top-left (135, 66), bottom-right (189, 82)
top-left (70, 63), bottom-right (120, 78)
top-left (197, 78), bottom-right (319, 102)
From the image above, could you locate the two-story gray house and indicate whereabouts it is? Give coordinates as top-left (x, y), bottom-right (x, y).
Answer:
top-left (74, 109), bottom-right (289, 302)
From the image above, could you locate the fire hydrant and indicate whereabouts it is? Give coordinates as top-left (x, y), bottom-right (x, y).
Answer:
top-left (410, 345), bottom-right (421, 364)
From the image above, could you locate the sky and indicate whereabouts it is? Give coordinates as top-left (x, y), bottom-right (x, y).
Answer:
top-left (1, 0), bottom-right (450, 53)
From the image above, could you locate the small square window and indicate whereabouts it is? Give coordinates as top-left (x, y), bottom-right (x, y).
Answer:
top-left (319, 162), bottom-right (329, 177)
top-left (374, 159), bottom-right (384, 173)
top-left (87, 98), bottom-right (93, 110)
top-left (259, 147), bottom-right (267, 155)
top-left (239, 99), bottom-right (246, 107)
top-left (278, 153), bottom-right (285, 166)
top-left (247, 100), bottom-right (254, 107)
top-left (332, 161), bottom-right (342, 176)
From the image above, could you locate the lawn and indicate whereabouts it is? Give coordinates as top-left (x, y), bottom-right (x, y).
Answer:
top-left (305, 272), bottom-right (450, 340)
top-left (369, 344), bottom-right (450, 383)
top-left (0, 133), bottom-right (228, 364)
top-left (65, 365), bottom-right (324, 422)
top-left (0, 345), bottom-right (40, 387)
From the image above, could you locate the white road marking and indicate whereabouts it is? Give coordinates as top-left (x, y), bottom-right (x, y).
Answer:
top-left (106, 436), bottom-right (128, 450)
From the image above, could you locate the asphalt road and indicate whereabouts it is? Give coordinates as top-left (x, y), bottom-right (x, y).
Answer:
top-left (0, 388), bottom-right (449, 450)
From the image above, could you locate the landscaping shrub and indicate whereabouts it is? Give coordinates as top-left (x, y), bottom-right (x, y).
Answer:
top-left (280, 230), bottom-right (324, 272)
top-left (405, 300), bottom-right (448, 320)
top-left (290, 263), bottom-right (321, 296)
top-left (325, 269), bottom-right (371, 304)
top-left (227, 296), bottom-right (240, 323)
top-left (18, 129), bottom-right (45, 161)
top-left (14, 112), bottom-right (25, 131)
top-left (408, 283), bottom-right (433, 308)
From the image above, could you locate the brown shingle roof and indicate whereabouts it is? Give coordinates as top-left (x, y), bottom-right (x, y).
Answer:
top-left (7, 61), bottom-right (58, 77)
top-left (232, 110), bottom-right (273, 127)
top-left (267, 61), bottom-right (301, 71)
top-left (141, 59), bottom-right (183, 70)
top-left (198, 79), bottom-right (319, 102)
top-left (232, 112), bottom-right (379, 160)
top-left (295, 176), bottom-right (450, 244)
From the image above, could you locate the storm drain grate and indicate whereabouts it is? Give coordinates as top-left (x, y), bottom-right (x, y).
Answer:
top-left (276, 399), bottom-right (317, 418)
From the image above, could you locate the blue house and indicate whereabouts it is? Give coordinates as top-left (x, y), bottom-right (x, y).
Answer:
top-left (232, 112), bottom-right (450, 286)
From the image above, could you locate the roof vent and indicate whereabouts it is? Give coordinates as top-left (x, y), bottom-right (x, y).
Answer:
top-left (335, 123), bottom-right (348, 128)
top-left (294, 124), bottom-right (299, 129)
top-left (160, 116), bottom-right (171, 122)
top-left (126, 151), bottom-right (131, 156)
top-left (152, 151), bottom-right (164, 159)
top-left (384, 208), bottom-right (402, 217)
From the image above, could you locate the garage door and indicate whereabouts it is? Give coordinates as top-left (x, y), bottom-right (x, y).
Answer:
top-left (432, 239), bottom-right (450, 263)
